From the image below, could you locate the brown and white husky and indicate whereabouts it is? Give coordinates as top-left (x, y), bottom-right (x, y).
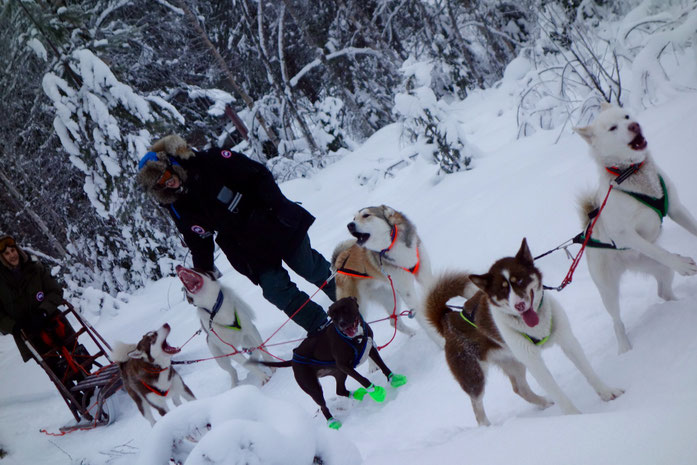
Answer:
top-left (113, 323), bottom-right (196, 426)
top-left (424, 238), bottom-right (623, 426)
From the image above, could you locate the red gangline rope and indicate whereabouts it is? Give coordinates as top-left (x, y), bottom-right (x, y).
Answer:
top-left (554, 184), bottom-right (614, 291)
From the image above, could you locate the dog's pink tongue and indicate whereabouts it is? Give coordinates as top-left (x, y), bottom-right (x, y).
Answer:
top-left (521, 309), bottom-right (539, 327)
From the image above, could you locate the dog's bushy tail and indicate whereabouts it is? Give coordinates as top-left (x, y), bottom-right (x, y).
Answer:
top-left (111, 341), bottom-right (136, 363)
top-left (424, 272), bottom-right (473, 335)
top-left (577, 191), bottom-right (598, 225)
top-left (330, 239), bottom-right (356, 268)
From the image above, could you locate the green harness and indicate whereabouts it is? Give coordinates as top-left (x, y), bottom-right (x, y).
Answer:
top-left (618, 175), bottom-right (669, 222)
top-left (575, 175), bottom-right (668, 250)
top-left (459, 295), bottom-right (551, 346)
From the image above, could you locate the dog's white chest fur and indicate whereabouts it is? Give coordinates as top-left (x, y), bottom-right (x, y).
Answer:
top-left (354, 336), bottom-right (374, 367)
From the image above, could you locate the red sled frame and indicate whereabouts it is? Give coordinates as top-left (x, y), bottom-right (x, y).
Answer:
top-left (22, 301), bottom-right (122, 432)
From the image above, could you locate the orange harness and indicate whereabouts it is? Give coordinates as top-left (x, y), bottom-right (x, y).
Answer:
top-left (140, 380), bottom-right (169, 397)
top-left (336, 225), bottom-right (420, 278)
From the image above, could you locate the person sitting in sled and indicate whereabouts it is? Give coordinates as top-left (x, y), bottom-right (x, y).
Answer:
top-left (136, 134), bottom-right (336, 334)
top-left (0, 235), bottom-right (90, 385)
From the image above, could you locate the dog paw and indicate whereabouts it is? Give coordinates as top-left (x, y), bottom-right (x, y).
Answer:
top-left (617, 338), bottom-right (633, 355)
top-left (327, 417), bottom-right (342, 430)
top-left (599, 387), bottom-right (625, 401)
top-left (368, 385), bottom-right (386, 402)
top-left (388, 373), bottom-right (408, 388)
top-left (673, 255), bottom-right (697, 276)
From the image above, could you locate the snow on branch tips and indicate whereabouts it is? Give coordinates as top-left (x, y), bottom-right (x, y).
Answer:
top-left (394, 58), bottom-right (475, 175)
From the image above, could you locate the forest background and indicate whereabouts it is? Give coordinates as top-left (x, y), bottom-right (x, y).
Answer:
top-left (1, 0), bottom-right (693, 308)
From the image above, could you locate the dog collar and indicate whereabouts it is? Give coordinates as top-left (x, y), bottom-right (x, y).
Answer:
top-left (379, 224), bottom-right (398, 255)
top-left (334, 318), bottom-right (370, 368)
top-left (377, 224), bottom-right (420, 274)
top-left (143, 364), bottom-right (168, 374)
top-left (520, 294), bottom-right (551, 346)
top-left (605, 161), bottom-right (644, 184)
top-left (200, 290), bottom-right (225, 328)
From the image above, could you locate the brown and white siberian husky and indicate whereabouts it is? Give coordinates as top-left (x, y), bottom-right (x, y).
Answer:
top-left (113, 323), bottom-right (196, 426)
top-left (424, 239), bottom-right (623, 426)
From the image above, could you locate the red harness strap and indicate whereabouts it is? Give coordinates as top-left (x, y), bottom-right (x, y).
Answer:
top-left (336, 269), bottom-right (373, 279)
top-left (140, 380), bottom-right (169, 397)
top-left (400, 246), bottom-right (420, 275)
top-left (605, 161), bottom-right (644, 183)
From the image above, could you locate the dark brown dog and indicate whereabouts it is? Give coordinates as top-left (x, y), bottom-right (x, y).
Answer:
top-left (260, 297), bottom-right (400, 428)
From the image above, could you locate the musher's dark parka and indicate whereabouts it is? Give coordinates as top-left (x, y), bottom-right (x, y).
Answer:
top-left (0, 239), bottom-right (64, 362)
top-left (163, 148), bottom-right (314, 284)
top-left (137, 135), bottom-right (335, 333)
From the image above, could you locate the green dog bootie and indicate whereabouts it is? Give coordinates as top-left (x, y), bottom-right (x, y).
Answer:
top-left (388, 373), bottom-right (407, 388)
top-left (328, 417), bottom-right (342, 430)
top-left (352, 387), bottom-right (368, 401)
top-left (368, 385), bottom-right (386, 403)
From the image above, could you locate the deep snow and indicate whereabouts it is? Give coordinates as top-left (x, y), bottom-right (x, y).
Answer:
top-left (2, 72), bottom-right (697, 465)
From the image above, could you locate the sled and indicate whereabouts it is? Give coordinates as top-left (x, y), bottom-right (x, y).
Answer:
top-left (22, 301), bottom-right (122, 432)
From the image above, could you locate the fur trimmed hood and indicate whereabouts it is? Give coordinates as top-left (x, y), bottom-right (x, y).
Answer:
top-left (0, 235), bottom-right (29, 270)
top-left (137, 134), bottom-right (194, 204)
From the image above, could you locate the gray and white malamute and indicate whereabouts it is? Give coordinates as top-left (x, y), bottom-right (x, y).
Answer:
top-left (331, 205), bottom-right (437, 342)
top-left (575, 104), bottom-right (697, 353)
top-left (425, 239), bottom-right (623, 426)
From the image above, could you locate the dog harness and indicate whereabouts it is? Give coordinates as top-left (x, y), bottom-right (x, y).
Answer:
top-left (336, 225), bottom-right (420, 278)
top-left (575, 164), bottom-right (668, 250)
top-left (139, 363), bottom-right (170, 396)
top-left (459, 295), bottom-right (551, 346)
top-left (140, 380), bottom-right (169, 397)
top-left (617, 175), bottom-right (668, 222)
top-left (199, 290), bottom-right (242, 330)
top-left (291, 319), bottom-right (371, 368)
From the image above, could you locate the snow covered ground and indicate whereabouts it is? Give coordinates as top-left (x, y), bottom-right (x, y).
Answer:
top-left (2, 68), bottom-right (697, 464)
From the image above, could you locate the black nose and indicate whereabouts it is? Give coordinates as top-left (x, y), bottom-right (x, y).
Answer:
top-left (347, 222), bottom-right (356, 233)
top-left (628, 122), bottom-right (641, 134)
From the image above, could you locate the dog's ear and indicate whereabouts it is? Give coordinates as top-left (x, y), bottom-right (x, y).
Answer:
top-left (469, 273), bottom-right (491, 292)
top-left (515, 238), bottom-right (534, 265)
top-left (380, 205), bottom-right (397, 222)
top-left (327, 299), bottom-right (342, 319)
top-left (127, 348), bottom-right (146, 360)
top-left (600, 101), bottom-right (613, 111)
top-left (573, 125), bottom-right (594, 143)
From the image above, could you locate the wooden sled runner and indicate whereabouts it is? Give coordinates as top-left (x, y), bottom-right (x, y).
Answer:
top-left (22, 302), bottom-right (122, 432)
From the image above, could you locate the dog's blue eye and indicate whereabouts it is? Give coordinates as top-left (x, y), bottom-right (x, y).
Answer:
top-left (609, 125), bottom-right (617, 131)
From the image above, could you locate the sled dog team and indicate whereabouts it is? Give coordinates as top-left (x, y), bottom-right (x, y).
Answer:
top-left (115, 104), bottom-right (697, 428)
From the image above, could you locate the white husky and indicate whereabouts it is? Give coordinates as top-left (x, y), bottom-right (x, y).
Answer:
top-left (574, 104), bottom-right (697, 353)
top-left (176, 266), bottom-right (275, 386)
top-left (331, 205), bottom-right (438, 343)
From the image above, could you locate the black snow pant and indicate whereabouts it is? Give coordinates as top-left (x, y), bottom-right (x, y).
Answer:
top-left (258, 234), bottom-right (336, 332)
